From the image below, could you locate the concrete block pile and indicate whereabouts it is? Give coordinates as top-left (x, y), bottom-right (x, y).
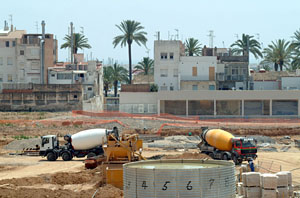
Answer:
top-left (238, 171), bottom-right (293, 198)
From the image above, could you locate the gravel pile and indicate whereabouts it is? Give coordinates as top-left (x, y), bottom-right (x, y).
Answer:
top-left (4, 138), bottom-right (41, 151)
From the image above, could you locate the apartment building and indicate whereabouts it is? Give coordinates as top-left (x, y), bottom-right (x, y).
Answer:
top-left (0, 23), bottom-right (57, 85)
top-left (48, 54), bottom-right (103, 100)
top-left (154, 40), bottom-right (217, 91)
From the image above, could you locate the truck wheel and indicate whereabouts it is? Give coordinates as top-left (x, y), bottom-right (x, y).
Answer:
top-left (47, 152), bottom-right (56, 161)
top-left (222, 154), bottom-right (229, 160)
top-left (208, 153), bottom-right (214, 159)
top-left (87, 152), bottom-right (96, 158)
top-left (62, 152), bottom-right (72, 161)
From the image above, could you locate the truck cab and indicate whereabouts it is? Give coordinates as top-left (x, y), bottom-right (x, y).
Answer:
top-left (232, 137), bottom-right (257, 164)
top-left (40, 135), bottom-right (59, 151)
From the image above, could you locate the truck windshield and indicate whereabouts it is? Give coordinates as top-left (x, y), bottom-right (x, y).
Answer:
top-left (242, 139), bottom-right (255, 147)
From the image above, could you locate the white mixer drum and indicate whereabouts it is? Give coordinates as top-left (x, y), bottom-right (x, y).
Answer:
top-left (71, 128), bottom-right (107, 150)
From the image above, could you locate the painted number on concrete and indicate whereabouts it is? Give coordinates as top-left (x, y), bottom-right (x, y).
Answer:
top-left (162, 181), bottom-right (170, 191)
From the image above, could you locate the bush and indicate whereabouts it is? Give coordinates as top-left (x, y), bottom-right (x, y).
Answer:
top-left (150, 84), bottom-right (158, 92)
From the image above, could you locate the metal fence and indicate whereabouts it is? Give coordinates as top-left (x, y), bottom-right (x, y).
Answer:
top-left (104, 103), bottom-right (157, 114)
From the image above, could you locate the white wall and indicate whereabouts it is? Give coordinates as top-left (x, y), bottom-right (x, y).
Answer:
top-left (282, 77), bottom-right (300, 90)
top-left (253, 81), bottom-right (279, 90)
top-left (154, 40), bottom-right (181, 91)
top-left (179, 56), bottom-right (217, 81)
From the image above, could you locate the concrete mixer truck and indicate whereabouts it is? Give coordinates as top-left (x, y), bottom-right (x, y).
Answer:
top-left (39, 127), bottom-right (119, 161)
top-left (199, 128), bottom-right (257, 165)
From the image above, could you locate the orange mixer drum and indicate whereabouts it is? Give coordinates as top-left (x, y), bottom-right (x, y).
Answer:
top-left (204, 129), bottom-right (234, 151)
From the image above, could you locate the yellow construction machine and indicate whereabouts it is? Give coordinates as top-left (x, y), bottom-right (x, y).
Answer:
top-left (84, 130), bottom-right (144, 189)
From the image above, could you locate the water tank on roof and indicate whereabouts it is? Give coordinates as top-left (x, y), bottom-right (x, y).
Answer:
top-left (123, 159), bottom-right (235, 198)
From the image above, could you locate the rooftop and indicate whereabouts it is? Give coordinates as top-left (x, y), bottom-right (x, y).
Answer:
top-left (0, 30), bottom-right (26, 39)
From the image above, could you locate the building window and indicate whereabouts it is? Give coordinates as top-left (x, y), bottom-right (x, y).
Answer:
top-left (57, 73), bottom-right (72, 79)
top-left (74, 95), bottom-right (78, 99)
top-left (20, 50), bottom-right (24, 55)
top-left (160, 86), bottom-right (168, 91)
top-left (0, 74), bottom-right (3, 82)
top-left (51, 74), bottom-right (55, 77)
top-left (192, 67), bottom-right (197, 76)
top-left (5, 41), bottom-right (9, 47)
top-left (170, 52), bottom-right (174, 59)
top-left (173, 69), bottom-right (178, 77)
top-left (192, 85), bottom-right (198, 90)
top-left (87, 87), bottom-right (93, 91)
top-left (0, 57), bottom-right (3, 66)
top-left (160, 69), bottom-right (168, 77)
top-left (170, 86), bottom-right (174, 91)
top-left (31, 61), bottom-right (40, 70)
top-left (232, 68), bottom-right (238, 75)
top-left (160, 53), bottom-right (167, 59)
top-left (12, 41), bottom-right (16, 47)
top-left (7, 57), bottom-right (13, 65)
top-left (79, 65), bottom-right (83, 70)
top-left (7, 74), bottom-right (12, 82)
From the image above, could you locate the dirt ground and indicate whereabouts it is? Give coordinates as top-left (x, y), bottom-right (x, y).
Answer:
top-left (0, 112), bottom-right (300, 197)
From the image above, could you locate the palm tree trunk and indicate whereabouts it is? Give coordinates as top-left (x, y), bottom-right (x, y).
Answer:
top-left (114, 81), bottom-right (118, 97)
top-left (104, 84), bottom-right (108, 97)
top-left (274, 63), bottom-right (278, 71)
top-left (128, 43), bottom-right (132, 84)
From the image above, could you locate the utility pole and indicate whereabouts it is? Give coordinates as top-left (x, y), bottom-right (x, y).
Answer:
top-left (70, 22), bottom-right (74, 64)
top-left (35, 21), bottom-right (39, 33)
top-left (175, 29), bottom-right (179, 40)
top-left (41, 21), bottom-right (45, 84)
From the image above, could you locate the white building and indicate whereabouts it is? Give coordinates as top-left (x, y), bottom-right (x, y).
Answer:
top-left (154, 40), bottom-right (217, 91)
top-left (0, 23), bottom-right (57, 86)
top-left (48, 58), bottom-right (103, 100)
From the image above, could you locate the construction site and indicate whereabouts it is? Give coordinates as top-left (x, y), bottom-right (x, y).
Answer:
top-left (0, 111), bottom-right (300, 198)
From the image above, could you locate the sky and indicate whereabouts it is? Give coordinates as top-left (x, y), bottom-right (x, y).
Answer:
top-left (1, 0), bottom-right (300, 65)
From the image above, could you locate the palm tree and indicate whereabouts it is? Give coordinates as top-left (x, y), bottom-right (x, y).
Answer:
top-left (290, 29), bottom-right (300, 70)
top-left (103, 67), bottom-right (113, 97)
top-left (230, 34), bottom-right (263, 59)
top-left (110, 63), bottom-right (128, 97)
top-left (134, 57), bottom-right (154, 75)
top-left (262, 39), bottom-right (292, 71)
top-left (185, 38), bottom-right (202, 56)
top-left (113, 20), bottom-right (147, 84)
top-left (61, 33), bottom-right (91, 54)
top-left (291, 29), bottom-right (300, 50)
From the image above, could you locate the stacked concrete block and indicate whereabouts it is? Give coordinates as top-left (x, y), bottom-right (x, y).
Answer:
top-left (260, 174), bottom-right (278, 198)
top-left (242, 172), bottom-right (261, 198)
top-left (261, 174), bottom-right (278, 189)
top-left (276, 172), bottom-right (292, 198)
top-left (261, 189), bottom-right (277, 198)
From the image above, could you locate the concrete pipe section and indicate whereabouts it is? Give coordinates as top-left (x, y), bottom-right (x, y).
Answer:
top-left (123, 159), bottom-right (235, 198)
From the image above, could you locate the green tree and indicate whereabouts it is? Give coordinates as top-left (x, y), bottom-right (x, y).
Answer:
top-left (185, 38), bottom-right (202, 56)
top-left (113, 20), bottom-right (148, 84)
top-left (290, 29), bottom-right (300, 70)
top-left (103, 67), bottom-right (113, 97)
top-left (110, 63), bottom-right (128, 97)
top-left (134, 57), bottom-right (154, 75)
top-left (61, 33), bottom-right (91, 54)
top-left (230, 34), bottom-right (263, 59)
top-left (291, 29), bottom-right (300, 50)
top-left (262, 39), bottom-right (292, 71)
